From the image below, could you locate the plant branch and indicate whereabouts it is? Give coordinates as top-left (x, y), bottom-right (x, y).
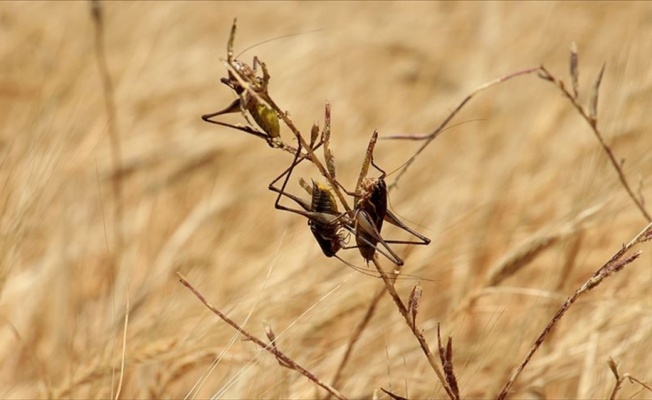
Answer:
top-left (537, 66), bottom-right (651, 222)
top-left (176, 272), bottom-right (347, 400)
top-left (496, 221), bottom-right (652, 400)
top-left (371, 258), bottom-right (457, 400)
top-left (388, 66), bottom-right (542, 189)
top-left (90, 0), bottom-right (124, 274)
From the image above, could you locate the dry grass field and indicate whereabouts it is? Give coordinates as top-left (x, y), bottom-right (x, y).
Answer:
top-left (2, 2), bottom-right (652, 399)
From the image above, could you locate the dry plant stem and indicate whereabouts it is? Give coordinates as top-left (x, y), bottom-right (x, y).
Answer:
top-left (393, 62), bottom-right (652, 226)
top-left (91, 1), bottom-right (124, 280)
top-left (538, 66), bottom-right (651, 222)
top-left (176, 272), bottom-right (347, 400)
top-left (326, 285), bottom-right (386, 398)
top-left (389, 67), bottom-right (541, 189)
top-left (275, 105), bottom-right (353, 213)
top-left (608, 358), bottom-right (625, 400)
top-left (370, 258), bottom-right (457, 400)
top-left (496, 221), bottom-right (652, 400)
top-left (608, 358), bottom-right (652, 399)
top-left (113, 295), bottom-right (129, 400)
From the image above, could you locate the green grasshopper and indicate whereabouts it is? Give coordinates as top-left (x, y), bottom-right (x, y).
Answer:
top-left (202, 19), bottom-right (281, 147)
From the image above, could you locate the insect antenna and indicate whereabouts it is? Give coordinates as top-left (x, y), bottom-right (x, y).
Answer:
top-left (379, 119), bottom-right (483, 182)
top-left (381, 119), bottom-right (484, 189)
top-left (234, 28), bottom-right (325, 60)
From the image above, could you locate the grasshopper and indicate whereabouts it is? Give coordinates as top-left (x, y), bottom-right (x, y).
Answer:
top-left (201, 19), bottom-right (281, 147)
top-left (345, 131), bottom-right (431, 266)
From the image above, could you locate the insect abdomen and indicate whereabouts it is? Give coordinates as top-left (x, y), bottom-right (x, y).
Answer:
top-left (308, 182), bottom-right (342, 257)
top-left (251, 103), bottom-right (280, 139)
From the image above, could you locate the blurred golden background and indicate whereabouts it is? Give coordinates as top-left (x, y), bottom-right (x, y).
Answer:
top-left (2, 2), bottom-right (652, 398)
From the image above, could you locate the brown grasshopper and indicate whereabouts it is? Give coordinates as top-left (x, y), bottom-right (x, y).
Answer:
top-left (345, 131), bottom-right (431, 266)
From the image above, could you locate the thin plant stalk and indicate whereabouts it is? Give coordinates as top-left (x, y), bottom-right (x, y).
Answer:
top-left (90, 0), bottom-right (124, 278)
top-left (496, 221), bottom-right (652, 400)
top-left (176, 272), bottom-right (347, 400)
top-left (370, 258), bottom-right (457, 400)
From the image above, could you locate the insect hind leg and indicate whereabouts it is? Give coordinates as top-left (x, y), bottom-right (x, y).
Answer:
top-left (381, 209), bottom-right (431, 246)
top-left (268, 140), bottom-right (324, 216)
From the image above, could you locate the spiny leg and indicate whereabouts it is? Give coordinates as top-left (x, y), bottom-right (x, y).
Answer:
top-left (381, 210), bottom-right (431, 246)
top-left (269, 141), bottom-right (349, 258)
top-left (370, 157), bottom-right (430, 246)
top-left (268, 140), bottom-right (334, 221)
top-left (269, 140), bottom-right (313, 214)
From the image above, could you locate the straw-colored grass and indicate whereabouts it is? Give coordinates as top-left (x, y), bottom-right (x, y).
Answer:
top-left (2, 2), bottom-right (652, 399)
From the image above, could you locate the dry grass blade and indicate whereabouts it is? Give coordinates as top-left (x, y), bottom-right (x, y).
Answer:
top-left (176, 272), bottom-right (347, 400)
top-left (327, 286), bottom-right (386, 399)
top-left (437, 324), bottom-right (460, 399)
top-left (407, 284), bottom-right (422, 330)
top-left (90, 0), bottom-right (123, 280)
top-left (113, 295), bottom-right (129, 400)
top-left (486, 233), bottom-right (560, 288)
top-left (5, 321), bottom-right (52, 397)
top-left (323, 103), bottom-right (337, 179)
top-left (570, 42), bottom-right (579, 99)
top-left (451, 227), bottom-right (566, 320)
top-left (589, 62), bottom-right (606, 122)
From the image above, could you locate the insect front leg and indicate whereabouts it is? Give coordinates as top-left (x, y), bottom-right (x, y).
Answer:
top-left (252, 56), bottom-right (271, 90)
top-left (268, 139), bottom-right (328, 216)
top-left (269, 141), bottom-right (313, 213)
